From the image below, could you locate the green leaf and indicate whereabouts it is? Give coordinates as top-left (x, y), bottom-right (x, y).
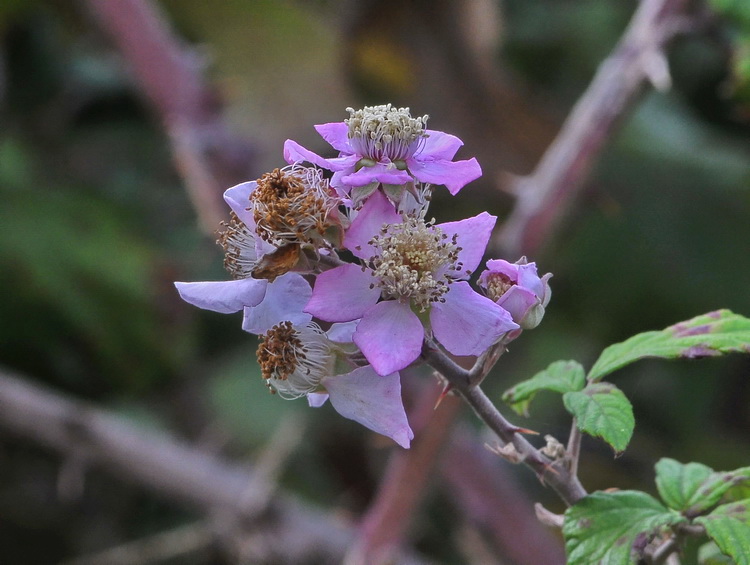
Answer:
top-left (655, 458), bottom-right (750, 516)
top-left (696, 499), bottom-right (750, 565)
top-left (698, 541), bottom-right (736, 564)
top-left (564, 490), bottom-right (685, 565)
top-left (502, 360), bottom-right (586, 416)
top-left (588, 310), bottom-right (750, 382)
top-left (563, 383), bottom-right (634, 453)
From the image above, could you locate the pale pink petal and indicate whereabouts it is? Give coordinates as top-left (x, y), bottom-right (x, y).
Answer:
top-left (322, 367), bottom-right (413, 448)
top-left (483, 259), bottom-right (519, 283)
top-left (241, 273), bottom-right (312, 334)
top-left (175, 279), bottom-right (267, 314)
top-left (353, 301), bottom-right (424, 376)
top-left (326, 321), bottom-right (360, 343)
top-left (314, 122), bottom-right (352, 153)
top-left (418, 130), bottom-right (464, 160)
top-left (437, 212), bottom-right (497, 276)
top-left (223, 181), bottom-right (257, 227)
top-left (497, 285), bottom-right (539, 325)
top-left (307, 392), bottom-right (329, 408)
top-left (344, 190), bottom-right (401, 260)
top-left (341, 163), bottom-right (412, 187)
top-left (305, 264), bottom-right (380, 322)
top-left (407, 157), bottom-right (482, 195)
top-left (517, 262), bottom-right (544, 297)
top-left (431, 282), bottom-right (518, 356)
top-left (325, 154), bottom-right (360, 172)
top-left (283, 139), bottom-right (333, 169)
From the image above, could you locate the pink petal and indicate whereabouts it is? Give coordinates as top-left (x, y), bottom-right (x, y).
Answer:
top-left (418, 130), bottom-right (464, 160)
top-left (326, 321), bottom-right (360, 343)
top-left (483, 259), bottom-right (520, 283)
top-left (322, 367), bottom-right (413, 448)
top-left (283, 139), bottom-right (333, 169)
top-left (431, 282), bottom-right (518, 356)
top-left (353, 301), bottom-right (424, 376)
top-left (175, 279), bottom-right (267, 314)
top-left (314, 122), bottom-right (352, 153)
top-left (408, 157), bottom-right (482, 195)
top-left (517, 262), bottom-right (544, 297)
top-left (326, 154), bottom-right (361, 172)
top-left (241, 273), bottom-right (312, 334)
top-left (307, 392), bottom-right (329, 408)
top-left (223, 181), bottom-right (257, 227)
top-left (305, 264), bottom-right (380, 322)
top-left (341, 163), bottom-right (412, 187)
top-left (437, 212), bottom-right (497, 276)
top-left (344, 190), bottom-right (401, 260)
top-left (497, 285), bottom-right (539, 325)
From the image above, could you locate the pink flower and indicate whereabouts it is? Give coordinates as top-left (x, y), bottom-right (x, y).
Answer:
top-left (304, 191), bottom-right (518, 376)
top-left (258, 320), bottom-right (413, 448)
top-left (478, 257), bottom-right (552, 330)
top-left (283, 104), bottom-right (482, 206)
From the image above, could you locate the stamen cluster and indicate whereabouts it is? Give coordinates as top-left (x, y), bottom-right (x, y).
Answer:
top-left (256, 321), bottom-right (333, 399)
top-left (346, 104), bottom-right (428, 162)
top-left (217, 213), bottom-right (258, 279)
top-left (482, 271), bottom-right (515, 302)
top-left (252, 165), bottom-right (337, 247)
top-left (368, 216), bottom-right (463, 311)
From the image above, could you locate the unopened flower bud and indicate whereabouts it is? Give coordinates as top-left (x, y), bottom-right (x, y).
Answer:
top-left (478, 257), bottom-right (552, 330)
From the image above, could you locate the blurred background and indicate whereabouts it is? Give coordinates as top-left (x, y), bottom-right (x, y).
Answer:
top-left (1, 0), bottom-right (749, 563)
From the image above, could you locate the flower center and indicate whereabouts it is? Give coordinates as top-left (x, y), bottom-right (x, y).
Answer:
top-left (217, 212), bottom-right (258, 279)
top-left (483, 272), bottom-right (515, 302)
top-left (251, 165), bottom-right (337, 247)
top-left (346, 104), bottom-right (428, 162)
top-left (368, 216), bottom-right (463, 311)
top-left (256, 321), bottom-right (333, 399)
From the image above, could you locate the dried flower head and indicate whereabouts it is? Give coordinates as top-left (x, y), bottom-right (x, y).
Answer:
top-left (251, 164), bottom-right (338, 248)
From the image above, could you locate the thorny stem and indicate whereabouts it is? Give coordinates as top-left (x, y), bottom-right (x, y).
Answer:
top-left (422, 341), bottom-right (587, 507)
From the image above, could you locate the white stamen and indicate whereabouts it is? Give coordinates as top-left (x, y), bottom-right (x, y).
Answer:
top-left (346, 104), bottom-right (428, 162)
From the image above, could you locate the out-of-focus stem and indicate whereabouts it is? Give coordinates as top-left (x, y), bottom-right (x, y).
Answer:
top-left (497, 0), bottom-right (692, 257)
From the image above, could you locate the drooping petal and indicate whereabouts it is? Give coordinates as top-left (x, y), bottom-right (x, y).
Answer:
top-left (241, 273), bottom-right (312, 334)
top-left (344, 190), bottom-right (401, 260)
top-left (326, 321), bottom-right (360, 343)
top-left (223, 181), bottom-right (257, 227)
top-left (175, 279), bottom-right (267, 314)
top-left (341, 163), bottom-right (412, 187)
top-left (353, 301), bottom-right (423, 376)
top-left (438, 212), bottom-right (497, 276)
top-left (418, 130), bottom-right (464, 160)
top-left (305, 264), bottom-right (380, 322)
top-left (307, 392), bottom-right (329, 408)
top-left (283, 139), bottom-right (333, 170)
top-left (407, 157), bottom-right (482, 195)
top-left (431, 281), bottom-right (518, 356)
top-left (314, 122), bottom-right (352, 153)
top-left (322, 367), bottom-right (413, 448)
